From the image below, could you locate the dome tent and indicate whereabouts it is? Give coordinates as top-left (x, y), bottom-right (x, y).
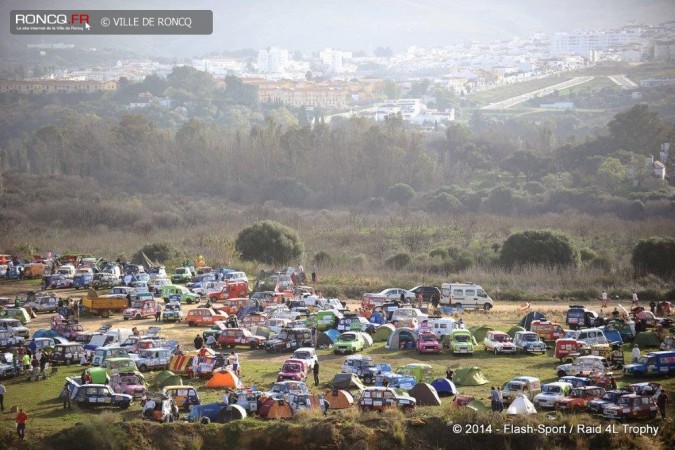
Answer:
top-left (507, 394), bottom-right (537, 415)
top-left (431, 378), bottom-right (457, 397)
top-left (386, 327), bottom-right (419, 349)
top-left (372, 324), bottom-right (395, 342)
top-left (409, 383), bottom-right (442, 406)
top-left (453, 367), bottom-right (489, 386)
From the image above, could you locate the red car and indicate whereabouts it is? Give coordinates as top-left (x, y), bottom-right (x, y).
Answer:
top-left (207, 281), bottom-right (249, 302)
top-left (216, 328), bottom-right (266, 349)
top-left (277, 359), bottom-right (307, 382)
top-left (416, 331), bottom-right (442, 354)
top-left (555, 386), bottom-right (605, 413)
top-left (602, 394), bottom-right (658, 421)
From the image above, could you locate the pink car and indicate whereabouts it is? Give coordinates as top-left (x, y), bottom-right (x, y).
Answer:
top-left (416, 332), bottom-right (442, 354)
top-left (111, 373), bottom-right (147, 399)
top-left (277, 359), bottom-right (308, 382)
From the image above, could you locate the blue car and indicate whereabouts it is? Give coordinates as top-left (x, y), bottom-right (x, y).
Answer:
top-left (187, 402), bottom-right (246, 424)
top-left (73, 273), bottom-right (94, 289)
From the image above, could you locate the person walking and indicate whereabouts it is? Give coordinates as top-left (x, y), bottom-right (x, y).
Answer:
top-left (0, 382), bottom-right (5, 411)
top-left (631, 289), bottom-right (639, 307)
top-left (155, 305), bottom-right (161, 322)
top-left (231, 352), bottom-right (240, 377)
top-left (631, 344), bottom-right (641, 363)
top-left (15, 408), bottom-right (28, 440)
top-left (61, 384), bottom-right (71, 410)
top-left (313, 360), bottom-right (320, 386)
top-left (657, 391), bottom-right (668, 419)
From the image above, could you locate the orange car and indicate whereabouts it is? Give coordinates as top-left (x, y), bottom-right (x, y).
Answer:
top-left (531, 320), bottom-right (566, 341)
top-left (184, 308), bottom-right (228, 327)
top-left (555, 386), bottom-right (605, 413)
top-left (208, 281), bottom-right (249, 302)
top-left (213, 298), bottom-right (248, 316)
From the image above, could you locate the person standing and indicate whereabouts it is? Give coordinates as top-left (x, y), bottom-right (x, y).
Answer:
top-left (313, 360), bottom-right (320, 386)
top-left (311, 265), bottom-right (317, 283)
top-left (497, 387), bottom-right (504, 412)
top-left (631, 344), bottom-right (641, 363)
top-left (657, 391), bottom-right (668, 419)
top-left (601, 290), bottom-right (608, 308)
top-left (61, 384), bottom-right (71, 410)
top-left (0, 382), bottom-right (5, 411)
top-left (490, 387), bottom-right (498, 412)
top-left (231, 351), bottom-right (240, 377)
top-left (631, 289), bottom-right (639, 307)
top-left (191, 355), bottom-right (199, 379)
top-left (155, 305), bottom-right (161, 322)
top-left (15, 408), bottom-right (28, 440)
top-left (445, 368), bottom-right (454, 381)
top-left (194, 334), bottom-right (203, 350)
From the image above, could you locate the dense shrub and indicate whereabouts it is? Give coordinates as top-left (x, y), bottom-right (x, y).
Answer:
top-left (429, 248), bottom-right (448, 259)
top-left (385, 253), bottom-right (411, 270)
top-left (385, 183), bottom-right (415, 203)
top-left (132, 241), bottom-right (179, 265)
top-left (631, 236), bottom-right (675, 280)
top-left (500, 230), bottom-right (579, 269)
top-left (235, 220), bottom-right (304, 265)
top-left (579, 248), bottom-right (597, 262)
top-left (312, 250), bottom-right (333, 267)
top-left (424, 192), bottom-right (462, 214)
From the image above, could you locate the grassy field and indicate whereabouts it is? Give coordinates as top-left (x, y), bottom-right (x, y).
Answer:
top-left (0, 280), bottom-right (673, 448)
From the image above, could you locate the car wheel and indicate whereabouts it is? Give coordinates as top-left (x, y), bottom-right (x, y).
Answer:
top-left (364, 374), bottom-right (373, 385)
top-left (483, 303), bottom-right (492, 311)
top-left (649, 411), bottom-right (656, 419)
top-left (200, 417), bottom-right (210, 424)
top-left (120, 402), bottom-right (130, 410)
top-left (401, 405), bottom-right (414, 414)
top-left (139, 365), bottom-right (148, 372)
top-left (189, 322), bottom-right (196, 327)
top-left (494, 348), bottom-right (499, 355)
top-left (454, 303), bottom-right (462, 309)
top-left (557, 370), bottom-right (567, 377)
top-left (572, 406), bottom-right (581, 414)
top-left (123, 317), bottom-right (129, 321)
top-left (249, 342), bottom-right (258, 350)
top-left (135, 314), bottom-right (141, 320)
top-left (66, 359), bottom-right (71, 366)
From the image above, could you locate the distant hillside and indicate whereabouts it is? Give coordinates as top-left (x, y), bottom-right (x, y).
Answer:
top-left (1, 0), bottom-right (674, 55)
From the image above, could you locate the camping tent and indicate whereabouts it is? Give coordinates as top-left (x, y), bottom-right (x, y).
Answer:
top-left (372, 324), bottom-right (395, 342)
top-left (409, 383), bottom-right (442, 406)
top-left (325, 389), bottom-right (354, 409)
top-left (205, 369), bottom-right (242, 389)
top-left (386, 327), bottom-right (419, 349)
top-left (331, 373), bottom-right (365, 391)
top-left (519, 311), bottom-right (547, 331)
top-left (324, 329), bottom-right (341, 343)
top-left (152, 371), bottom-right (183, 389)
top-left (258, 398), bottom-right (293, 419)
top-left (255, 325), bottom-right (273, 339)
top-left (469, 326), bottom-right (493, 343)
top-left (507, 325), bottom-right (526, 339)
top-left (453, 367), bottom-right (489, 386)
top-left (634, 331), bottom-right (661, 347)
top-left (507, 394), bottom-right (537, 415)
top-left (466, 400), bottom-right (488, 412)
top-left (356, 332), bottom-right (374, 348)
top-left (316, 331), bottom-right (334, 348)
top-left (32, 329), bottom-right (59, 339)
top-left (431, 378), bottom-right (457, 397)
top-left (220, 404), bottom-right (247, 422)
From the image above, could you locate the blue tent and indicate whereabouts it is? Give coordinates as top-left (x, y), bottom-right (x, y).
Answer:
top-left (431, 378), bottom-right (457, 397)
top-left (369, 311), bottom-right (385, 325)
top-left (603, 329), bottom-right (623, 345)
top-left (32, 329), bottom-right (59, 339)
top-left (324, 329), bottom-right (341, 343)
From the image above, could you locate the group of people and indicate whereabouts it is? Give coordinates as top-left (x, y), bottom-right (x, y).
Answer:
top-left (490, 386), bottom-right (504, 412)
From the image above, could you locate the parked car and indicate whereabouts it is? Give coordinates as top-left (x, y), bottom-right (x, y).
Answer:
top-left (531, 320), bottom-right (566, 341)
top-left (336, 315), bottom-right (375, 334)
top-left (184, 309), bottom-right (228, 327)
top-left (217, 328), bottom-right (266, 350)
top-left (202, 321), bottom-right (229, 341)
top-left (396, 363), bottom-right (434, 383)
top-left (277, 359), bottom-right (307, 382)
top-left (358, 387), bottom-right (416, 413)
top-left (603, 394), bottom-right (658, 421)
top-left (162, 385), bottom-right (200, 411)
top-left (0, 329), bottom-right (23, 349)
top-left (623, 350), bottom-right (675, 377)
top-left (484, 331), bottom-right (516, 355)
top-left (554, 338), bottom-right (589, 362)
top-left (23, 293), bottom-right (59, 314)
top-left (448, 329), bottom-right (475, 355)
top-left (50, 343), bottom-right (87, 365)
top-left (514, 331), bottom-right (547, 354)
top-left (207, 281), bottom-right (249, 303)
top-left (187, 402), bottom-right (236, 424)
top-left (410, 286), bottom-right (441, 303)
top-left (123, 297), bottom-right (160, 320)
top-left (92, 346), bottom-right (130, 366)
top-left (333, 331), bottom-right (366, 355)
top-left (0, 318), bottom-right (29, 338)
top-left (556, 355), bottom-right (608, 378)
top-left (264, 328), bottom-right (313, 353)
top-left (533, 382), bottom-right (573, 409)
top-left (565, 328), bottom-right (608, 346)
top-left (555, 386), bottom-right (605, 413)
top-left (42, 274), bottom-right (74, 290)
top-left (162, 302), bottom-right (184, 322)
top-left (170, 267), bottom-right (193, 284)
top-left (587, 390), bottom-right (630, 414)
top-left (22, 337), bottom-right (55, 354)
top-left (566, 305), bottom-right (599, 330)
top-left (341, 355), bottom-right (385, 385)
top-left (131, 348), bottom-right (172, 372)
top-left (161, 284), bottom-right (200, 304)
top-left (291, 348), bottom-right (318, 371)
top-left (264, 380), bottom-right (309, 401)
top-left (440, 283), bottom-right (494, 310)
top-left (72, 383), bottom-right (133, 409)
top-left (377, 288), bottom-right (415, 302)
top-left (501, 376), bottom-right (541, 404)
top-left (110, 372), bottom-right (147, 399)
top-left (416, 331), bottom-right (442, 354)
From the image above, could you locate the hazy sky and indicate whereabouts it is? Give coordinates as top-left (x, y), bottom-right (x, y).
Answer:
top-left (3, 0), bottom-right (675, 56)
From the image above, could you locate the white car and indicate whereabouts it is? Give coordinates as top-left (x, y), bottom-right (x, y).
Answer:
top-left (224, 271), bottom-right (248, 283)
top-left (556, 355), bottom-right (608, 377)
top-left (483, 331), bottom-right (516, 354)
top-left (130, 348), bottom-right (172, 372)
top-left (390, 308), bottom-right (428, 323)
top-left (292, 347), bottom-right (319, 370)
top-left (378, 288), bottom-right (415, 302)
top-left (190, 281), bottom-right (225, 297)
top-left (533, 382), bottom-right (573, 409)
top-left (0, 318), bottom-right (29, 338)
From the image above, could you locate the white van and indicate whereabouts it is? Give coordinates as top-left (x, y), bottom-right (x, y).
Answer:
top-left (57, 264), bottom-right (76, 278)
top-left (440, 283), bottom-right (494, 310)
top-left (565, 328), bottom-right (608, 346)
top-left (429, 318), bottom-right (456, 340)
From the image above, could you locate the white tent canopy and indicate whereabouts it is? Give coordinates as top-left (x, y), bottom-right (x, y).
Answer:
top-left (507, 394), bottom-right (537, 415)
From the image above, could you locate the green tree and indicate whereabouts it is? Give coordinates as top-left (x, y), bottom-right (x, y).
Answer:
top-left (631, 237), bottom-right (675, 280)
top-left (500, 230), bottom-right (579, 269)
top-left (608, 104), bottom-right (665, 154)
top-left (132, 242), bottom-right (179, 265)
top-left (385, 253), bottom-right (411, 270)
top-left (596, 157), bottom-right (626, 191)
top-left (235, 220), bottom-right (303, 265)
top-left (383, 80), bottom-right (400, 99)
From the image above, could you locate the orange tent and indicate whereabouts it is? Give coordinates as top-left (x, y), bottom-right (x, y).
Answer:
top-left (325, 389), bottom-right (354, 409)
top-left (258, 398), bottom-right (293, 419)
top-left (204, 369), bottom-right (242, 389)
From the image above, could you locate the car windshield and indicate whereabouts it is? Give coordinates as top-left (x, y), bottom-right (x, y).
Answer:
top-left (283, 364), bottom-right (301, 372)
top-left (454, 334), bottom-right (470, 342)
top-left (493, 334), bottom-right (508, 342)
top-left (131, 301), bottom-right (144, 308)
top-left (522, 334), bottom-right (537, 341)
top-left (604, 392), bottom-right (619, 401)
top-left (617, 397), bottom-right (631, 406)
top-left (176, 268), bottom-right (186, 274)
top-left (294, 351), bottom-right (310, 359)
top-left (340, 334), bottom-right (356, 341)
top-left (505, 382), bottom-right (524, 391)
top-left (571, 389), bottom-right (585, 398)
top-left (542, 385), bottom-right (561, 394)
top-left (421, 334), bottom-right (436, 342)
top-left (121, 375), bottom-right (141, 384)
top-left (277, 332), bottom-right (288, 340)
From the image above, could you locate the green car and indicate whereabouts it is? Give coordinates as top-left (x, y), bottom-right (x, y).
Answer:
top-left (333, 332), bottom-right (366, 355)
top-left (448, 329), bottom-right (476, 355)
top-left (170, 267), bottom-right (193, 284)
top-left (160, 284), bottom-right (200, 304)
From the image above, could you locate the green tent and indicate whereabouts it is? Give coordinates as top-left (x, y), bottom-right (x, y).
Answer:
top-left (507, 326), bottom-right (526, 339)
top-left (634, 331), bottom-right (661, 348)
top-left (470, 326), bottom-right (493, 343)
top-left (467, 400), bottom-right (488, 412)
top-left (331, 373), bottom-right (365, 391)
top-left (151, 370), bottom-right (182, 389)
top-left (86, 367), bottom-right (109, 384)
top-left (453, 367), bottom-right (489, 386)
top-left (373, 324), bottom-right (395, 342)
